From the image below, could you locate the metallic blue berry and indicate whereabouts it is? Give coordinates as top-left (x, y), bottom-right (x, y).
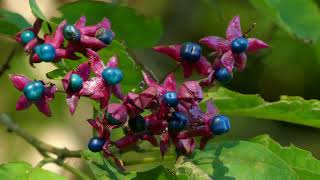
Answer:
top-left (21, 30), bottom-right (35, 44)
top-left (231, 37), bottom-right (248, 54)
top-left (23, 81), bottom-right (45, 101)
top-left (129, 115), bottom-right (145, 132)
top-left (215, 67), bottom-right (232, 84)
top-left (102, 67), bottom-right (123, 85)
top-left (37, 44), bottom-right (56, 62)
top-left (106, 112), bottom-right (122, 125)
top-left (69, 74), bottom-right (83, 92)
top-left (88, 137), bottom-right (105, 152)
top-left (169, 112), bottom-right (188, 132)
top-left (180, 42), bottom-right (202, 63)
top-left (210, 115), bottom-right (230, 135)
top-left (63, 24), bottom-right (81, 42)
top-left (96, 28), bottom-right (114, 45)
top-left (164, 91), bottom-right (178, 107)
top-left (33, 45), bottom-right (41, 54)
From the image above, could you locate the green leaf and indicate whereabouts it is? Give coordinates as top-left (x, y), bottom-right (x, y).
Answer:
top-left (29, 0), bottom-right (47, 20)
top-left (46, 69), bottom-right (68, 80)
top-left (188, 140), bottom-right (300, 180)
top-left (0, 162), bottom-right (67, 180)
top-left (249, 0), bottom-right (320, 42)
top-left (252, 135), bottom-right (320, 179)
top-left (81, 150), bottom-right (131, 180)
top-left (133, 165), bottom-right (188, 180)
top-left (118, 145), bottom-right (176, 172)
top-left (175, 158), bottom-right (211, 180)
top-left (0, 162), bottom-right (32, 180)
top-left (28, 168), bottom-right (67, 180)
top-left (0, 9), bottom-right (30, 35)
top-left (98, 40), bottom-right (143, 93)
top-left (82, 144), bottom-right (176, 179)
top-left (52, 0), bottom-right (162, 48)
top-left (204, 87), bottom-right (320, 128)
top-left (58, 56), bottom-right (87, 71)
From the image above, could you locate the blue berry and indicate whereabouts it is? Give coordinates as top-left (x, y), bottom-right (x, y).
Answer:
top-left (106, 112), bottom-right (122, 125)
top-left (63, 24), bottom-right (81, 42)
top-left (102, 68), bottom-right (123, 85)
top-left (210, 115), bottom-right (230, 135)
top-left (215, 68), bottom-right (232, 83)
top-left (69, 74), bottom-right (83, 92)
top-left (36, 44), bottom-right (56, 62)
top-left (180, 42), bottom-right (202, 63)
top-left (33, 45), bottom-right (41, 54)
top-left (231, 37), bottom-right (248, 54)
top-left (164, 91), bottom-right (178, 107)
top-left (23, 81), bottom-right (45, 101)
top-left (129, 115), bottom-right (145, 132)
top-left (88, 137), bottom-right (105, 152)
top-left (96, 28), bottom-right (114, 45)
top-left (169, 112), bottom-right (188, 132)
top-left (21, 30), bottom-right (35, 44)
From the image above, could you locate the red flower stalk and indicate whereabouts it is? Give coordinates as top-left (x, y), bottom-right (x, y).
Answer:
top-left (10, 75), bottom-right (57, 116)
top-left (14, 18), bottom-right (43, 53)
top-left (62, 62), bottom-right (91, 114)
top-left (200, 16), bottom-right (269, 72)
top-left (87, 117), bottom-right (125, 171)
top-left (66, 16), bottom-right (114, 53)
top-left (30, 20), bottom-right (81, 64)
top-left (79, 49), bottom-right (123, 108)
top-left (153, 45), bottom-right (212, 78)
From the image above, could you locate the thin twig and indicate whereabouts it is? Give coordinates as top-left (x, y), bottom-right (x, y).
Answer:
top-left (0, 114), bottom-right (81, 158)
top-left (0, 45), bottom-right (17, 77)
top-left (36, 157), bottom-right (56, 168)
top-left (56, 160), bottom-right (91, 180)
top-left (0, 114), bottom-right (90, 179)
top-left (36, 157), bottom-right (91, 180)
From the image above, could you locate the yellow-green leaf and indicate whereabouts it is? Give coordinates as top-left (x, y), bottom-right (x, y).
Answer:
top-left (204, 87), bottom-right (320, 127)
top-left (0, 162), bottom-right (67, 180)
top-left (252, 135), bottom-right (320, 179)
top-left (249, 0), bottom-right (320, 42)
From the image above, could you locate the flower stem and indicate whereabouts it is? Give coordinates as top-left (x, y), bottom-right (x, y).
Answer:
top-left (0, 45), bottom-right (17, 78)
top-left (0, 114), bottom-right (81, 158)
top-left (243, 23), bottom-right (257, 38)
top-left (0, 114), bottom-right (88, 179)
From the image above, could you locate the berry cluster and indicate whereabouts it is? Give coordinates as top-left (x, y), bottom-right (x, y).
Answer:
top-left (154, 16), bottom-right (268, 86)
top-left (85, 65), bottom-right (230, 169)
top-left (15, 16), bottom-right (114, 64)
top-left (11, 16), bottom-right (268, 170)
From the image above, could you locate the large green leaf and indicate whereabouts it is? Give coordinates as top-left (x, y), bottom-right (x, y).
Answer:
top-left (81, 150), bottom-right (130, 180)
top-left (249, 0), bottom-right (320, 42)
top-left (46, 68), bottom-right (68, 80)
top-left (0, 9), bottom-right (31, 35)
top-left (183, 136), bottom-right (320, 179)
top-left (204, 87), bottom-right (320, 127)
top-left (133, 165), bottom-right (187, 180)
top-left (52, 0), bottom-right (162, 48)
top-left (252, 135), bottom-right (320, 179)
top-left (175, 158), bottom-right (212, 180)
top-left (82, 144), bottom-right (176, 179)
top-left (0, 162), bottom-right (67, 180)
top-left (29, 0), bottom-right (47, 20)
